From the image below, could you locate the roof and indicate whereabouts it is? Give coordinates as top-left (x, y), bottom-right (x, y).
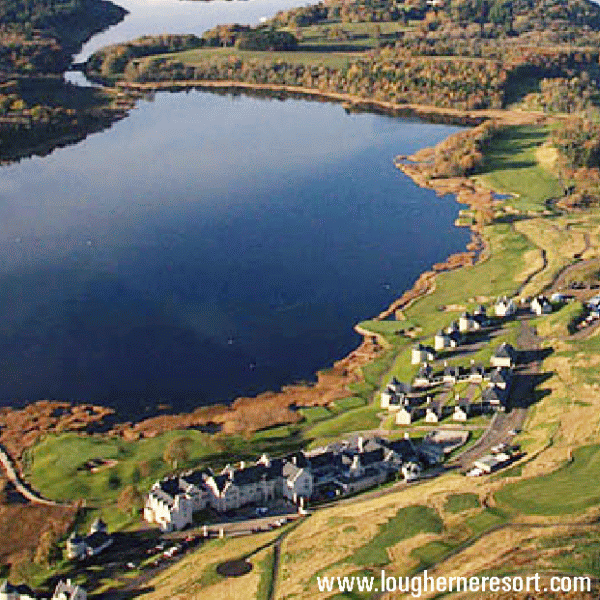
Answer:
top-left (482, 386), bottom-right (505, 404)
top-left (159, 477), bottom-right (181, 498)
top-left (470, 363), bottom-right (485, 375)
top-left (359, 448), bottom-right (385, 466)
top-left (282, 461), bottom-right (304, 480)
top-left (180, 468), bottom-right (213, 488)
top-left (308, 451), bottom-right (340, 471)
top-left (86, 531), bottom-right (112, 551)
top-left (458, 399), bottom-right (471, 410)
top-left (150, 487), bottom-right (176, 507)
top-left (494, 343), bottom-right (515, 359)
top-left (416, 363), bottom-right (432, 378)
top-left (388, 439), bottom-right (416, 458)
top-left (444, 364), bottom-right (460, 376)
top-left (490, 367), bottom-right (512, 384)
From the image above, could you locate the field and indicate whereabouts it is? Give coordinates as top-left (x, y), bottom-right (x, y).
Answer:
top-left (496, 444), bottom-right (600, 516)
top-left (476, 125), bottom-right (563, 213)
top-left (159, 46), bottom-right (354, 70)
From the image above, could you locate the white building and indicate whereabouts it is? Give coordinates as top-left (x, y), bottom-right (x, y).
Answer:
top-left (531, 295), bottom-right (552, 315)
top-left (395, 406), bottom-right (413, 425)
top-left (495, 296), bottom-right (516, 317)
top-left (411, 344), bottom-right (435, 365)
top-left (490, 342), bottom-right (516, 368)
top-left (52, 580), bottom-right (87, 600)
top-left (459, 312), bottom-right (480, 333)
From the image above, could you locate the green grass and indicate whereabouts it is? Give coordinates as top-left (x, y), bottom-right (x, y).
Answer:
top-left (410, 540), bottom-right (455, 571)
top-left (476, 125), bottom-right (562, 212)
top-left (444, 493), bottom-right (480, 514)
top-left (255, 547), bottom-right (276, 600)
top-left (162, 47), bottom-right (353, 70)
top-left (402, 224), bottom-right (533, 335)
top-left (465, 507), bottom-right (507, 536)
top-left (29, 430), bottom-right (217, 503)
top-left (305, 404), bottom-right (381, 447)
top-left (351, 505), bottom-right (443, 567)
top-left (496, 444), bottom-right (600, 515)
top-left (299, 406), bottom-right (334, 424)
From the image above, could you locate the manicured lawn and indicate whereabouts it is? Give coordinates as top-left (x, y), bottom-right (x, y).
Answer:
top-left (29, 430), bottom-right (217, 503)
top-left (351, 505), bottom-right (443, 567)
top-left (305, 404), bottom-right (381, 443)
top-left (444, 493), bottom-right (480, 514)
top-left (476, 125), bottom-right (562, 212)
top-left (496, 444), bottom-right (600, 515)
top-left (299, 406), bottom-right (334, 424)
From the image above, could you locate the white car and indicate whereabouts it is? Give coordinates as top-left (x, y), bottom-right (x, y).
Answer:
top-left (466, 467), bottom-right (483, 477)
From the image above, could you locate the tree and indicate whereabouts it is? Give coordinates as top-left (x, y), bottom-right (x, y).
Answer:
top-left (163, 436), bottom-right (193, 469)
top-left (117, 485), bottom-right (143, 515)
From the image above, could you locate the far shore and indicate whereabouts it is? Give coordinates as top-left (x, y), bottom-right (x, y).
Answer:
top-left (116, 78), bottom-right (547, 127)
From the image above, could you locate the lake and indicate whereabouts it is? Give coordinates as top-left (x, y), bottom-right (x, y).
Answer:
top-left (0, 91), bottom-right (468, 418)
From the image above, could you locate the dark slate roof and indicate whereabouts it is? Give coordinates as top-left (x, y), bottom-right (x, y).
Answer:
top-left (213, 474), bottom-right (230, 493)
top-left (392, 381), bottom-right (412, 394)
top-left (360, 448), bottom-right (385, 466)
top-left (86, 531), bottom-right (112, 551)
top-left (284, 452), bottom-right (308, 469)
top-left (482, 387), bottom-right (506, 404)
top-left (180, 468), bottom-right (213, 488)
top-left (416, 364), bottom-right (432, 378)
top-left (152, 488), bottom-right (176, 507)
top-left (0, 581), bottom-right (36, 597)
top-left (232, 464), bottom-right (271, 486)
top-left (458, 399), bottom-right (471, 410)
top-left (470, 363), bottom-right (485, 375)
top-left (444, 365), bottom-right (460, 377)
top-left (159, 476), bottom-right (181, 498)
top-left (308, 451), bottom-right (341, 471)
top-left (490, 367), bottom-right (512, 384)
top-left (494, 343), bottom-right (515, 359)
top-left (388, 439), bottom-right (417, 459)
top-left (268, 458), bottom-right (285, 478)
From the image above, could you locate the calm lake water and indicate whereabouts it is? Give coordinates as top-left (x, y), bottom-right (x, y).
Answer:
top-left (0, 92), bottom-right (468, 418)
top-left (74, 0), bottom-right (313, 62)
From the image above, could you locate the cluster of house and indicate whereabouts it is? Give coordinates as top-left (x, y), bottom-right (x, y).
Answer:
top-left (144, 436), bottom-right (424, 531)
top-left (381, 341), bottom-right (516, 425)
top-left (0, 580), bottom-right (85, 600)
top-left (66, 518), bottom-right (113, 560)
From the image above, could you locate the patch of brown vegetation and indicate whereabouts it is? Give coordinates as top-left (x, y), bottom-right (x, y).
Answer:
top-left (0, 401), bottom-right (113, 461)
top-left (0, 502), bottom-right (77, 566)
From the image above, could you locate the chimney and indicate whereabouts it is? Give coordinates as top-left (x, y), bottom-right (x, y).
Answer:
top-left (239, 461), bottom-right (245, 470)
top-left (358, 436), bottom-right (364, 453)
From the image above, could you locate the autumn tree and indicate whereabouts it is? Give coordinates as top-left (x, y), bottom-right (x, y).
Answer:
top-left (117, 484), bottom-right (143, 515)
top-left (163, 436), bottom-right (193, 468)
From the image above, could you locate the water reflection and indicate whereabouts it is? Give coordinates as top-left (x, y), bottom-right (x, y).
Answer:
top-left (0, 91), bottom-right (468, 417)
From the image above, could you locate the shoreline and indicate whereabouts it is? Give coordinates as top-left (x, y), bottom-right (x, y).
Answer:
top-left (116, 78), bottom-right (540, 126)
top-left (0, 83), bottom-right (536, 457)
top-left (94, 112), bottom-right (506, 442)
